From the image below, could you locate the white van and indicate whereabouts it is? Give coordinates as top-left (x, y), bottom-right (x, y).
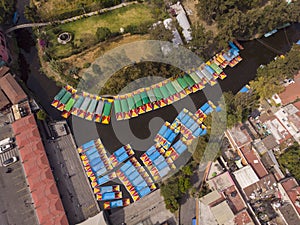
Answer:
top-left (0, 138), bottom-right (14, 147)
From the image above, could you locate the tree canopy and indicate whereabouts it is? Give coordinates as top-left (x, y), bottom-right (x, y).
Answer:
top-left (279, 142), bottom-right (300, 181)
top-left (0, 0), bottom-right (16, 24)
top-left (96, 27), bottom-right (112, 42)
top-left (250, 44), bottom-right (300, 100)
top-left (197, 0), bottom-right (300, 47)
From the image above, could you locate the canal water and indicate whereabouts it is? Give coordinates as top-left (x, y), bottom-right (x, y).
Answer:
top-left (13, 23), bottom-right (300, 154)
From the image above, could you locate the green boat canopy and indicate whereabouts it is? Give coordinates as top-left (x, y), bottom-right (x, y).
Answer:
top-left (102, 101), bottom-right (112, 116)
top-left (140, 91), bottom-right (150, 105)
top-left (60, 92), bottom-right (72, 104)
top-left (120, 98), bottom-right (129, 112)
top-left (133, 94), bottom-right (143, 107)
top-left (165, 82), bottom-right (177, 96)
top-left (153, 87), bottom-right (163, 100)
top-left (73, 96), bottom-right (84, 109)
top-left (177, 77), bottom-right (189, 89)
top-left (127, 96), bottom-right (136, 110)
top-left (54, 88), bottom-right (67, 100)
top-left (87, 99), bottom-right (97, 113)
top-left (65, 98), bottom-right (75, 111)
top-left (114, 99), bottom-right (122, 113)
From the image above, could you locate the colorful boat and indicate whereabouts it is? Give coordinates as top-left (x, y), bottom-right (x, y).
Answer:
top-left (101, 99), bottom-right (113, 124)
top-left (51, 88), bottom-right (67, 108)
top-left (103, 198), bottom-right (130, 209)
top-left (96, 191), bottom-right (122, 201)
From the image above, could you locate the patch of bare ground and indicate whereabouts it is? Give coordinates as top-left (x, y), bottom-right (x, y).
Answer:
top-left (182, 0), bottom-right (219, 36)
top-left (61, 34), bottom-right (150, 76)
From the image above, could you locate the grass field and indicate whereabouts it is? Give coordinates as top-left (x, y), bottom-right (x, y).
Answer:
top-left (33, 0), bottom-right (100, 20)
top-left (46, 4), bottom-right (155, 59)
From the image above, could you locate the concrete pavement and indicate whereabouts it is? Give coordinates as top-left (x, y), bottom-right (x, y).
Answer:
top-left (38, 120), bottom-right (99, 225)
top-left (0, 161), bottom-right (38, 225)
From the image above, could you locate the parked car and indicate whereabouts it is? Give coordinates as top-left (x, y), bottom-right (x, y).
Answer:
top-left (2, 157), bottom-right (18, 167)
top-left (0, 137), bottom-right (14, 146)
top-left (0, 143), bottom-right (13, 153)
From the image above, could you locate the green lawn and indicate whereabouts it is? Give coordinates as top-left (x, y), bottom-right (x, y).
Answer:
top-left (46, 4), bottom-right (155, 59)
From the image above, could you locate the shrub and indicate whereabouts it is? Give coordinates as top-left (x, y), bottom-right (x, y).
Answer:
top-left (96, 27), bottom-right (112, 42)
top-left (83, 62), bottom-right (91, 68)
top-left (37, 109), bottom-right (47, 120)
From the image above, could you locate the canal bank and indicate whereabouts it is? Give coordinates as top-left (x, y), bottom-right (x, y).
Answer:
top-left (11, 21), bottom-right (300, 153)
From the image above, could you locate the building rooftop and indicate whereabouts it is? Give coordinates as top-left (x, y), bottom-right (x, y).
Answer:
top-left (281, 177), bottom-right (299, 191)
top-left (274, 104), bottom-right (300, 143)
top-left (210, 201), bottom-right (235, 225)
top-left (262, 135), bottom-right (278, 150)
top-left (252, 139), bottom-right (268, 155)
top-left (12, 114), bottom-right (69, 225)
top-left (234, 210), bottom-right (255, 225)
top-left (0, 89), bottom-right (10, 109)
top-left (279, 72), bottom-right (300, 105)
top-left (293, 101), bottom-right (300, 117)
top-left (263, 116), bottom-right (292, 144)
top-left (243, 174), bottom-right (277, 200)
top-left (223, 185), bottom-right (246, 214)
top-left (199, 190), bottom-right (224, 206)
top-left (261, 150), bottom-right (280, 170)
top-left (0, 65), bottom-right (10, 77)
top-left (279, 203), bottom-right (300, 225)
top-left (228, 124), bottom-right (253, 147)
top-left (0, 73), bottom-right (27, 104)
top-left (233, 165), bottom-right (259, 189)
top-left (281, 178), bottom-right (300, 215)
top-left (240, 144), bottom-right (269, 178)
top-left (207, 171), bottom-right (235, 192)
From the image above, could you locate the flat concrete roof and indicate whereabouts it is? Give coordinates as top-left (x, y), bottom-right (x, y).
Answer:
top-left (211, 201), bottom-right (234, 225)
top-left (207, 171), bottom-right (235, 192)
top-left (200, 190), bottom-right (223, 206)
top-left (233, 165), bottom-right (259, 189)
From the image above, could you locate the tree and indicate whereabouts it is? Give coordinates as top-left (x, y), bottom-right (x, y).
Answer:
top-left (149, 23), bottom-right (173, 42)
top-left (96, 27), bottom-right (112, 42)
top-left (37, 109), bottom-right (47, 120)
top-left (0, 0), bottom-right (15, 24)
top-left (24, 5), bottom-right (39, 22)
top-left (192, 136), bottom-right (208, 163)
top-left (279, 142), bottom-right (300, 180)
top-left (188, 23), bottom-right (214, 58)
